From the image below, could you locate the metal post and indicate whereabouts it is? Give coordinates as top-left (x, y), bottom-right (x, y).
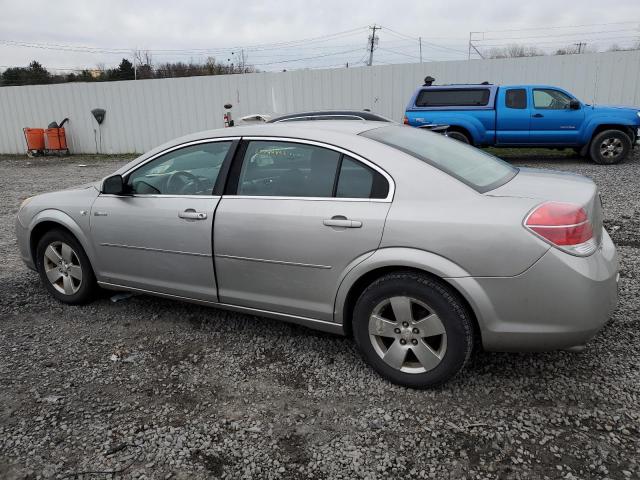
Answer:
top-left (419, 37), bottom-right (423, 63)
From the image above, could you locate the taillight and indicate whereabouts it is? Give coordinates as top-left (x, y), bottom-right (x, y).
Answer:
top-left (524, 201), bottom-right (596, 256)
top-left (402, 116), bottom-right (409, 125)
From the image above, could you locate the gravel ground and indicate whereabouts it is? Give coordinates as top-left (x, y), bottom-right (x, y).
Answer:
top-left (0, 149), bottom-right (638, 480)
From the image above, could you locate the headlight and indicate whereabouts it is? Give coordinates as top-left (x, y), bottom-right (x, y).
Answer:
top-left (637, 111), bottom-right (640, 119)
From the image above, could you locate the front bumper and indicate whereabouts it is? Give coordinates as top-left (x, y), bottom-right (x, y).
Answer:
top-left (449, 229), bottom-right (618, 352)
top-left (15, 216), bottom-right (36, 271)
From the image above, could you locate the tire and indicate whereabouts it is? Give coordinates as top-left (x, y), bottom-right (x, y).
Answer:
top-left (352, 272), bottom-right (474, 389)
top-left (35, 229), bottom-right (97, 304)
top-left (589, 130), bottom-right (631, 165)
top-left (446, 130), bottom-right (471, 144)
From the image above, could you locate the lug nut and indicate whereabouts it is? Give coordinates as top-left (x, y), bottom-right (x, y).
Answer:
top-left (411, 339), bottom-right (418, 345)
top-left (399, 339), bottom-right (407, 345)
top-left (412, 328), bottom-right (419, 334)
top-left (394, 328), bottom-right (401, 334)
top-left (402, 321), bottom-right (409, 327)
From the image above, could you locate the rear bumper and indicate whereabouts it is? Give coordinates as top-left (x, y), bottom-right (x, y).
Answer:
top-left (448, 229), bottom-right (618, 352)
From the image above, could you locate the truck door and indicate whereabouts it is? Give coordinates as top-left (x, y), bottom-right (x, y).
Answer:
top-left (496, 87), bottom-right (530, 144)
top-left (529, 88), bottom-right (585, 145)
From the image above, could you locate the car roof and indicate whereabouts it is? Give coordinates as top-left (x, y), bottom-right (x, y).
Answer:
top-left (268, 110), bottom-right (392, 122)
top-left (117, 121), bottom-right (391, 173)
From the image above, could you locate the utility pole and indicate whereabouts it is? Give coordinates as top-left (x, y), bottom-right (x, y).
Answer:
top-left (574, 42), bottom-right (586, 54)
top-left (419, 37), bottom-right (423, 63)
top-left (367, 25), bottom-right (379, 66)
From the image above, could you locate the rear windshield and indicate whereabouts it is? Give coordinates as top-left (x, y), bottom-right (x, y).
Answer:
top-left (415, 88), bottom-right (490, 107)
top-left (360, 126), bottom-right (517, 192)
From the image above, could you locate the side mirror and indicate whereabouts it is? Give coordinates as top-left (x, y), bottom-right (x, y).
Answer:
top-left (569, 100), bottom-right (581, 110)
top-left (102, 174), bottom-right (125, 195)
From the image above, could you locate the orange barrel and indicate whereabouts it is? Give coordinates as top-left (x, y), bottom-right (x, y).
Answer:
top-left (45, 127), bottom-right (68, 150)
top-left (23, 128), bottom-right (45, 151)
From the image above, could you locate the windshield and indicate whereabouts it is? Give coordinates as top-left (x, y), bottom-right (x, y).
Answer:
top-left (360, 126), bottom-right (517, 192)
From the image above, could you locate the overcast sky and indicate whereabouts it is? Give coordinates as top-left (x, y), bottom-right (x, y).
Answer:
top-left (1, 0), bottom-right (639, 72)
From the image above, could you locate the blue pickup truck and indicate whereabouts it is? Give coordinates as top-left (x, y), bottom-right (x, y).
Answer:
top-left (404, 79), bottom-right (640, 164)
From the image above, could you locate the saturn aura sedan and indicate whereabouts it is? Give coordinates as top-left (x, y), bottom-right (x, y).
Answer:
top-left (16, 122), bottom-right (619, 388)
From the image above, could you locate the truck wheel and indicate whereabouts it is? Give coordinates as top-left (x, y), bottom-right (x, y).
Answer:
top-left (352, 271), bottom-right (474, 389)
top-left (447, 131), bottom-right (470, 144)
top-left (589, 130), bottom-right (631, 165)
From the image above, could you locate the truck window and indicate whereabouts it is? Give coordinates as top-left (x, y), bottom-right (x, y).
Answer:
top-left (415, 89), bottom-right (490, 107)
top-left (533, 89), bottom-right (572, 110)
top-left (505, 89), bottom-right (527, 109)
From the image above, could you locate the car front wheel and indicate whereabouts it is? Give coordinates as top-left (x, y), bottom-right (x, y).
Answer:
top-left (353, 272), bottom-right (474, 388)
top-left (36, 229), bottom-right (97, 304)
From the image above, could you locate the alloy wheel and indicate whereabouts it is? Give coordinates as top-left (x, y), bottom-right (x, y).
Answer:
top-left (43, 241), bottom-right (83, 295)
top-left (368, 296), bottom-right (447, 374)
top-left (599, 137), bottom-right (623, 159)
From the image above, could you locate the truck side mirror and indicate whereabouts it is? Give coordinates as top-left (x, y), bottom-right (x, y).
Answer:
top-left (102, 174), bottom-right (125, 195)
top-left (569, 100), bottom-right (581, 110)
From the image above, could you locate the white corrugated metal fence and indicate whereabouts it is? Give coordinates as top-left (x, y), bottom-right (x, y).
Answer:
top-left (0, 49), bottom-right (639, 154)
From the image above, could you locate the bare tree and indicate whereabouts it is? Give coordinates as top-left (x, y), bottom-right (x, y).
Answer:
top-left (487, 44), bottom-right (545, 59)
top-left (133, 49), bottom-right (154, 79)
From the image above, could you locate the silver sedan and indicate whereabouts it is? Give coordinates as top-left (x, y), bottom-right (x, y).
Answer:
top-left (15, 122), bottom-right (619, 388)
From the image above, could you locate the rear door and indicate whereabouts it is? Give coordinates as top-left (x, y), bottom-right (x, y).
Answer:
top-left (529, 87), bottom-right (585, 145)
top-left (496, 87), bottom-right (530, 144)
top-left (213, 138), bottom-right (393, 321)
top-left (90, 139), bottom-right (236, 301)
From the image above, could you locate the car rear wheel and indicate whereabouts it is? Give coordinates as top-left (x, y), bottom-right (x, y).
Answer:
top-left (589, 130), bottom-right (631, 165)
top-left (36, 229), bottom-right (97, 304)
top-left (446, 130), bottom-right (471, 144)
top-left (353, 272), bottom-right (474, 388)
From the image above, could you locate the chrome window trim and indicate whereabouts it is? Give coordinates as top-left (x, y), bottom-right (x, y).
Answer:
top-left (274, 114), bottom-right (366, 122)
top-left (122, 137), bottom-right (240, 178)
top-left (99, 194), bottom-right (222, 199)
top-left (237, 136), bottom-right (395, 202)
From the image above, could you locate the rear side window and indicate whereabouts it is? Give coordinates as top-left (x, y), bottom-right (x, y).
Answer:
top-left (237, 141), bottom-right (340, 197)
top-left (415, 88), bottom-right (490, 107)
top-left (234, 141), bottom-right (389, 199)
top-left (505, 89), bottom-right (527, 109)
top-left (336, 156), bottom-right (389, 199)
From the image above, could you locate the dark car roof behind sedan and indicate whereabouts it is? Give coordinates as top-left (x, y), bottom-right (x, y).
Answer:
top-left (268, 110), bottom-right (392, 123)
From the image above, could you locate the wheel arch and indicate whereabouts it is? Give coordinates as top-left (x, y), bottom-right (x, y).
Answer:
top-left (335, 248), bottom-right (482, 345)
top-left (29, 211), bottom-right (96, 270)
top-left (446, 125), bottom-right (474, 144)
top-left (582, 121), bottom-right (635, 145)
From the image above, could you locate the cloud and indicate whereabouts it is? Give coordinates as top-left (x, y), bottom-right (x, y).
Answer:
top-left (1, 0), bottom-right (638, 71)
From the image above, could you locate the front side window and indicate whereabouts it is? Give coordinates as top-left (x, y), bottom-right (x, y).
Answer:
top-left (505, 89), bottom-right (527, 109)
top-left (361, 126), bottom-right (516, 193)
top-left (128, 141), bottom-right (231, 195)
top-left (415, 88), bottom-right (490, 107)
top-left (533, 89), bottom-right (572, 110)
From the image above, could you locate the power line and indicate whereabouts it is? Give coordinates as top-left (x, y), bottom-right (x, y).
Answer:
top-left (475, 20), bottom-right (640, 34)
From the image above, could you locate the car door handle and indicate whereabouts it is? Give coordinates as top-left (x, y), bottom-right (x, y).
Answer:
top-left (178, 209), bottom-right (207, 220)
top-left (532, 113), bottom-right (544, 118)
top-left (323, 216), bottom-right (362, 228)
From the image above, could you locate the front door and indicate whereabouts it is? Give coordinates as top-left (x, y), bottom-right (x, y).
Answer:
top-left (214, 139), bottom-right (393, 321)
top-left (529, 87), bottom-right (585, 145)
top-left (90, 139), bottom-right (234, 301)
